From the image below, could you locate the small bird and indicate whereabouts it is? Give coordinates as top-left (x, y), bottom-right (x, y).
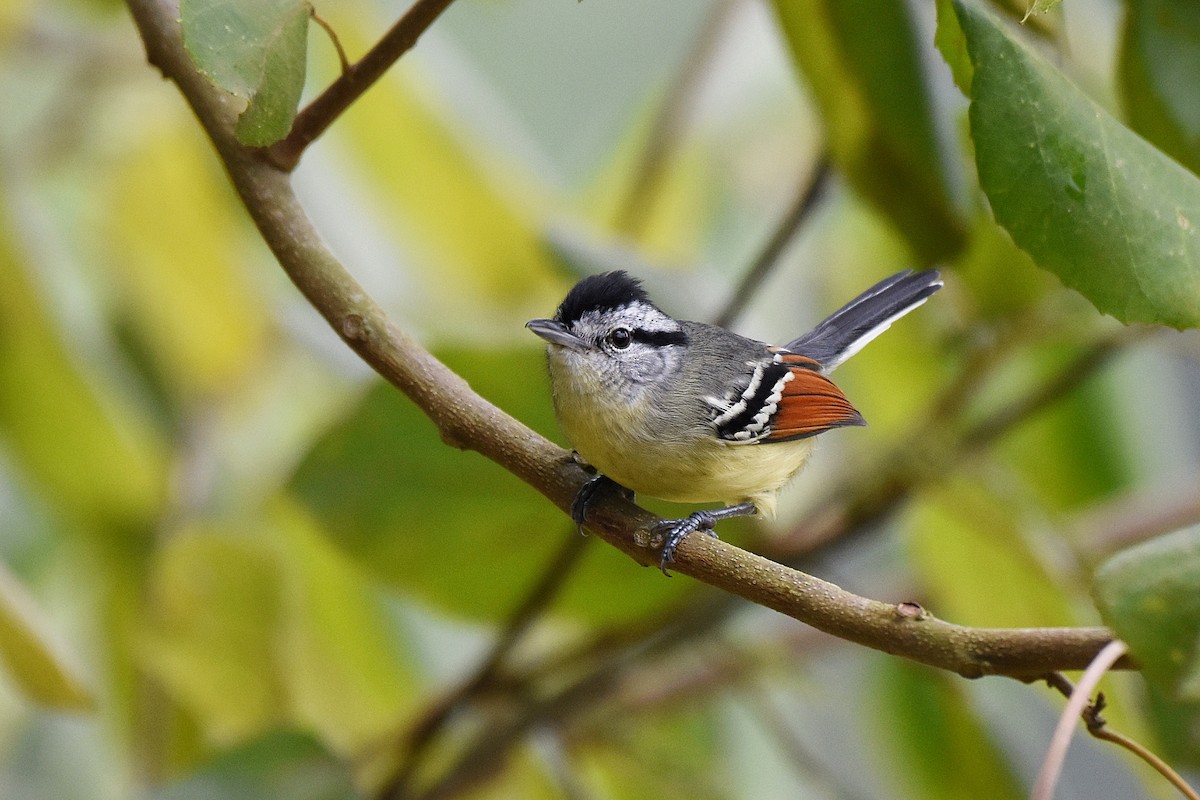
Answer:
top-left (527, 269), bottom-right (942, 573)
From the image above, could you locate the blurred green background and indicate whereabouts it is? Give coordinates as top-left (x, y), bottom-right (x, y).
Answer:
top-left (1, 0), bottom-right (1199, 797)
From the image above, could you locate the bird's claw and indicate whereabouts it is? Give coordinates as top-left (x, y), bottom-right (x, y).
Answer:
top-left (570, 474), bottom-right (631, 533)
top-left (654, 511), bottom-right (721, 576)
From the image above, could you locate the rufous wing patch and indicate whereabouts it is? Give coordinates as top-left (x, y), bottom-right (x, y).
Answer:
top-left (765, 366), bottom-right (865, 442)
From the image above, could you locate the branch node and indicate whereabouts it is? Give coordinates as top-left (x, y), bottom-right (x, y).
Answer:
top-left (894, 601), bottom-right (926, 620)
top-left (341, 312), bottom-right (369, 341)
top-left (1083, 691), bottom-right (1108, 734)
top-left (438, 428), bottom-right (468, 450)
top-left (958, 662), bottom-right (987, 680)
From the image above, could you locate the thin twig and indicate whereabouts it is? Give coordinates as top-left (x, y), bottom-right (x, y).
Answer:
top-left (1043, 674), bottom-right (1200, 800)
top-left (1086, 718), bottom-right (1200, 800)
top-left (267, 0), bottom-right (458, 170)
top-left (410, 595), bottom-right (738, 800)
top-left (379, 532), bottom-right (590, 799)
top-left (771, 324), bottom-right (1151, 558)
top-left (412, 651), bottom-right (629, 800)
top-left (1072, 472), bottom-right (1200, 561)
top-left (309, 8), bottom-right (350, 74)
top-left (714, 157), bottom-right (833, 329)
top-left (962, 326), bottom-right (1153, 452)
top-left (1031, 640), bottom-right (1129, 800)
top-left (614, 0), bottom-right (738, 237)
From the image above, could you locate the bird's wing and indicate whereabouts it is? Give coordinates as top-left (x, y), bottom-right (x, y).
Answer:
top-left (705, 351), bottom-right (864, 444)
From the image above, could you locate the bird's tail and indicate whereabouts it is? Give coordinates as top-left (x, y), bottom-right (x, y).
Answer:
top-left (785, 269), bottom-right (943, 371)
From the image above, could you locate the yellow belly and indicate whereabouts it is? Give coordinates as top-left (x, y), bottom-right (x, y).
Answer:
top-left (588, 435), bottom-right (815, 518)
top-left (551, 367), bottom-right (814, 517)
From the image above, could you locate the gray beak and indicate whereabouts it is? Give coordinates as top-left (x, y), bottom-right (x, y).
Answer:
top-left (526, 318), bottom-right (587, 351)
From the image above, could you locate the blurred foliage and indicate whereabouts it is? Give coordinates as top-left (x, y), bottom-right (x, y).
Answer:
top-left (771, 0), bottom-right (965, 263)
top-left (1, 0), bottom-right (1199, 798)
top-left (1119, 0), bottom-right (1200, 175)
top-left (874, 660), bottom-right (1025, 800)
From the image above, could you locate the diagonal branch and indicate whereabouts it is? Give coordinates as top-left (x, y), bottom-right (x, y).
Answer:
top-left (613, 0), bottom-right (739, 237)
top-left (267, 0), bottom-right (459, 170)
top-left (714, 156), bottom-right (832, 329)
top-left (127, 0), bottom-right (1132, 692)
top-left (382, 532), bottom-right (590, 799)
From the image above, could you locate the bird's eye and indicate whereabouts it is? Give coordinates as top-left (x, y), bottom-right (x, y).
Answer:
top-left (608, 328), bottom-right (632, 350)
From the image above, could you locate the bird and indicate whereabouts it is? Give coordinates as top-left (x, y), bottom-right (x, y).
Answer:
top-left (526, 269), bottom-right (943, 573)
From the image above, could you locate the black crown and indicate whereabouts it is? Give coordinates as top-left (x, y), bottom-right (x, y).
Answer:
top-left (555, 271), bottom-right (656, 325)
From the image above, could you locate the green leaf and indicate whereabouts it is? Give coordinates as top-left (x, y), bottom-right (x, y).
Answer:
top-left (1119, 0), bottom-right (1200, 175)
top-left (181, 0), bottom-right (310, 146)
top-left (140, 526), bottom-right (285, 744)
top-left (935, 0), bottom-right (972, 95)
top-left (289, 349), bottom-right (689, 625)
top-left (0, 562), bottom-right (92, 710)
top-left (996, 346), bottom-right (1130, 510)
top-left (1094, 528), bottom-right (1200, 759)
top-left (0, 209), bottom-right (165, 529)
top-left (104, 127), bottom-right (270, 398)
top-left (578, 704), bottom-right (722, 800)
top-left (874, 660), bottom-right (1024, 800)
top-left (908, 480), bottom-right (1076, 629)
top-left (953, 0), bottom-right (1200, 329)
top-left (771, 0), bottom-right (965, 263)
top-left (140, 509), bottom-right (419, 754)
top-left (953, 216), bottom-right (1055, 319)
top-left (270, 500), bottom-right (418, 754)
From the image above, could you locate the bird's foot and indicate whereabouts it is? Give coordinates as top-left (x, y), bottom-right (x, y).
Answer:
top-left (653, 502), bottom-right (758, 576)
top-left (570, 474), bottom-right (632, 534)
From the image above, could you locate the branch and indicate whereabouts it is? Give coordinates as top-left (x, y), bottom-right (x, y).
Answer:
top-left (613, 0), bottom-right (737, 236)
top-left (382, 532), bottom-right (590, 798)
top-left (1072, 472), bottom-right (1200, 561)
top-left (961, 326), bottom-right (1154, 453)
top-left (266, 0), bottom-right (459, 170)
top-left (127, 0), bottom-right (1132, 693)
top-left (1033, 640), bottom-right (1130, 800)
top-left (714, 156), bottom-right (832, 329)
top-left (770, 325), bottom-right (1150, 558)
top-left (1043, 672), bottom-right (1200, 800)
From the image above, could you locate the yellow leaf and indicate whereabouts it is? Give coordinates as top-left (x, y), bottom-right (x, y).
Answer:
top-left (0, 562), bottom-right (93, 710)
top-left (330, 29), bottom-right (561, 333)
top-left (0, 215), bottom-right (164, 526)
top-left (139, 524), bottom-right (285, 744)
top-left (270, 499), bottom-right (417, 753)
top-left (104, 124), bottom-right (268, 396)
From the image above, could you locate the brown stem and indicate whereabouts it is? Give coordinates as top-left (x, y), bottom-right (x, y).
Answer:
top-left (613, 0), bottom-right (737, 236)
top-left (267, 0), bottom-right (458, 170)
top-left (714, 157), bottom-right (833, 329)
top-left (1087, 725), bottom-right (1200, 800)
top-left (381, 532), bottom-right (590, 798)
top-left (1043, 672), bottom-right (1200, 800)
top-left (310, 8), bottom-right (350, 74)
